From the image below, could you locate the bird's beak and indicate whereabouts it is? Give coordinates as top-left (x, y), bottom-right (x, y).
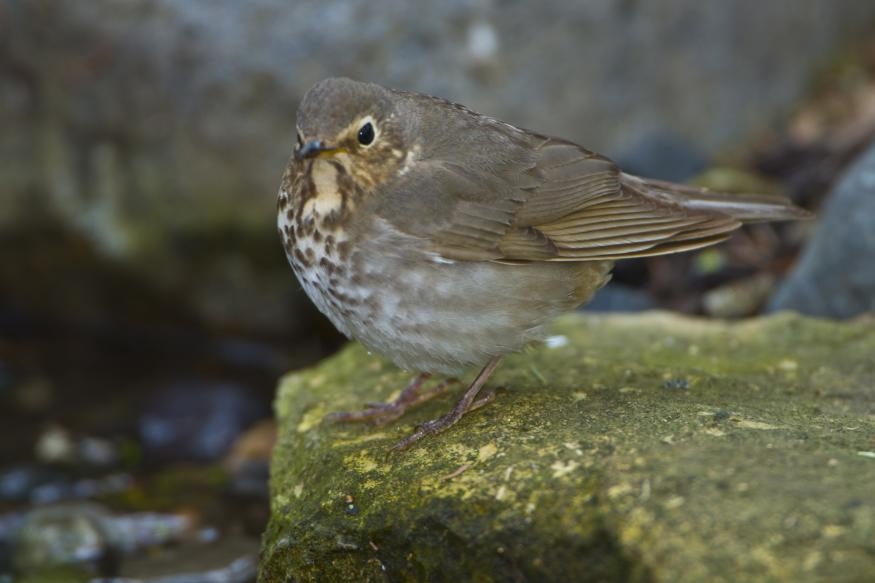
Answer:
top-left (296, 139), bottom-right (343, 160)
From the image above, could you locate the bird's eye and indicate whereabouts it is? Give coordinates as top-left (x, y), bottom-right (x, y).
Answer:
top-left (296, 129), bottom-right (304, 148)
top-left (357, 122), bottom-right (375, 146)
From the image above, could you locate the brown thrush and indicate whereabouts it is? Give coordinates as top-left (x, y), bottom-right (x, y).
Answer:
top-left (277, 78), bottom-right (810, 452)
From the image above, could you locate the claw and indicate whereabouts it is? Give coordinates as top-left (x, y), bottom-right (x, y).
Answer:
top-left (324, 373), bottom-right (456, 426)
top-left (388, 357), bottom-right (503, 453)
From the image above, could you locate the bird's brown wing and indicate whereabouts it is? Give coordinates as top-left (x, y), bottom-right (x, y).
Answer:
top-left (497, 140), bottom-right (744, 261)
top-left (377, 136), bottom-right (805, 263)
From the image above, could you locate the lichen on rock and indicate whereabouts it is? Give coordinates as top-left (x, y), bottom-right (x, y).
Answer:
top-left (261, 312), bottom-right (875, 582)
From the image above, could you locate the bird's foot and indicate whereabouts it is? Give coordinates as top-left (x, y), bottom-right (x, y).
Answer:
top-left (324, 373), bottom-right (455, 427)
top-left (389, 388), bottom-right (498, 453)
top-left (389, 357), bottom-right (503, 453)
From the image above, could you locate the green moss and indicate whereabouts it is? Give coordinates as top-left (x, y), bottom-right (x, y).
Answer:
top-left (262, 312), bottom-right (875, 582)
top-left (101, 465), bottom-right (228, 513)
top-left (18, 566), bottom-right (92, 583)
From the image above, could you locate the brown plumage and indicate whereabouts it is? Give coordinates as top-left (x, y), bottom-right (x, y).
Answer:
top-left (278, 77), bottom-right (810, 451)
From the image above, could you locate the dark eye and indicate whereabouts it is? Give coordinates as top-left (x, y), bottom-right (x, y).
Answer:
top-left (357, 122), bottom-right (375, 146)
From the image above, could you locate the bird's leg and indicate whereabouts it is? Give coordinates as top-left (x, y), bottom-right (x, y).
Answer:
top-left (324, 372), bottom-right (456, 426)
top-left (390, 356), bottom-right (502, 453)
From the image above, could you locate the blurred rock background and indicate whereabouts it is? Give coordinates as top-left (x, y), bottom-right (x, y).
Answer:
top-left (1, 0), bottom-right (874, 579)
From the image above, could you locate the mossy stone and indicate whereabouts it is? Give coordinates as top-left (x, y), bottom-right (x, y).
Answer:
top-left (261, 312), bottom-right (875, 582)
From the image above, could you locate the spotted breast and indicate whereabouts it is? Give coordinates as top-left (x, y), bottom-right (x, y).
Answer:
top-left (277, 154), bottom-right (364, 339)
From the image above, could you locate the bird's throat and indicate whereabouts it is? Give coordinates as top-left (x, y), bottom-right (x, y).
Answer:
top-left (303, 159), bottom-right (347, 219)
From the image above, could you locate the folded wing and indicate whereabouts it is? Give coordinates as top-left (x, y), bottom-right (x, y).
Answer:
top-left (380, 135), bottom-right (809, 263)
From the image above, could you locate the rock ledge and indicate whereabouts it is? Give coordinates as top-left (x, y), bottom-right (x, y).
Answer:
top-left (261, 312), bottom-right (875, 582)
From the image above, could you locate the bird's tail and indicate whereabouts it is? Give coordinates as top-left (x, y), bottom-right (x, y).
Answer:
top-left (621, 173), bottom-right (813, 223)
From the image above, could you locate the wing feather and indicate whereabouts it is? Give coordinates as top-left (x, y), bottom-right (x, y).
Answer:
top-left (375, 129), bottom-right (805, 263)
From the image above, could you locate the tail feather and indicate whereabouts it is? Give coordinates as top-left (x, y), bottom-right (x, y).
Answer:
top-left (622, 174), bottom-right (813, 223)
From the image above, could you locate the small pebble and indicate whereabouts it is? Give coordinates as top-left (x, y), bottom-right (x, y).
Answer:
top-left (14, 503), bottom-right (120, 577)
top-left (713, 410), bottom-right (732, 422)
top-left (662, 378), bottom-right (689, 391)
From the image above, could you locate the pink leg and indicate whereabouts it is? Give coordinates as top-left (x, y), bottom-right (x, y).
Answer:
top-left (324, 372), bottom-right (455, 427)
top-left (390, 357), bottom-right (502, 453)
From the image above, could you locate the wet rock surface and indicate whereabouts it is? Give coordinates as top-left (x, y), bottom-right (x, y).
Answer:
top-left (14, 503), bottom-right (122, 577)
top-left (262, 312), bottom-right (875, 582)
top-left (1, 472), bottom-right (261, 581)
top-left (139, 381), bottom-right (269, 463)
top-left (771, 140), bottom-right (875, 318)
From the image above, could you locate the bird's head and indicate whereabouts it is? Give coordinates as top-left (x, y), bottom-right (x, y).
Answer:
top-left (293, 78), bottom-right (416, 192)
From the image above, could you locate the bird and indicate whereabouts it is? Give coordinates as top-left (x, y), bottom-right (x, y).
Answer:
top-left (277, 77), bottom-right (811, 452)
